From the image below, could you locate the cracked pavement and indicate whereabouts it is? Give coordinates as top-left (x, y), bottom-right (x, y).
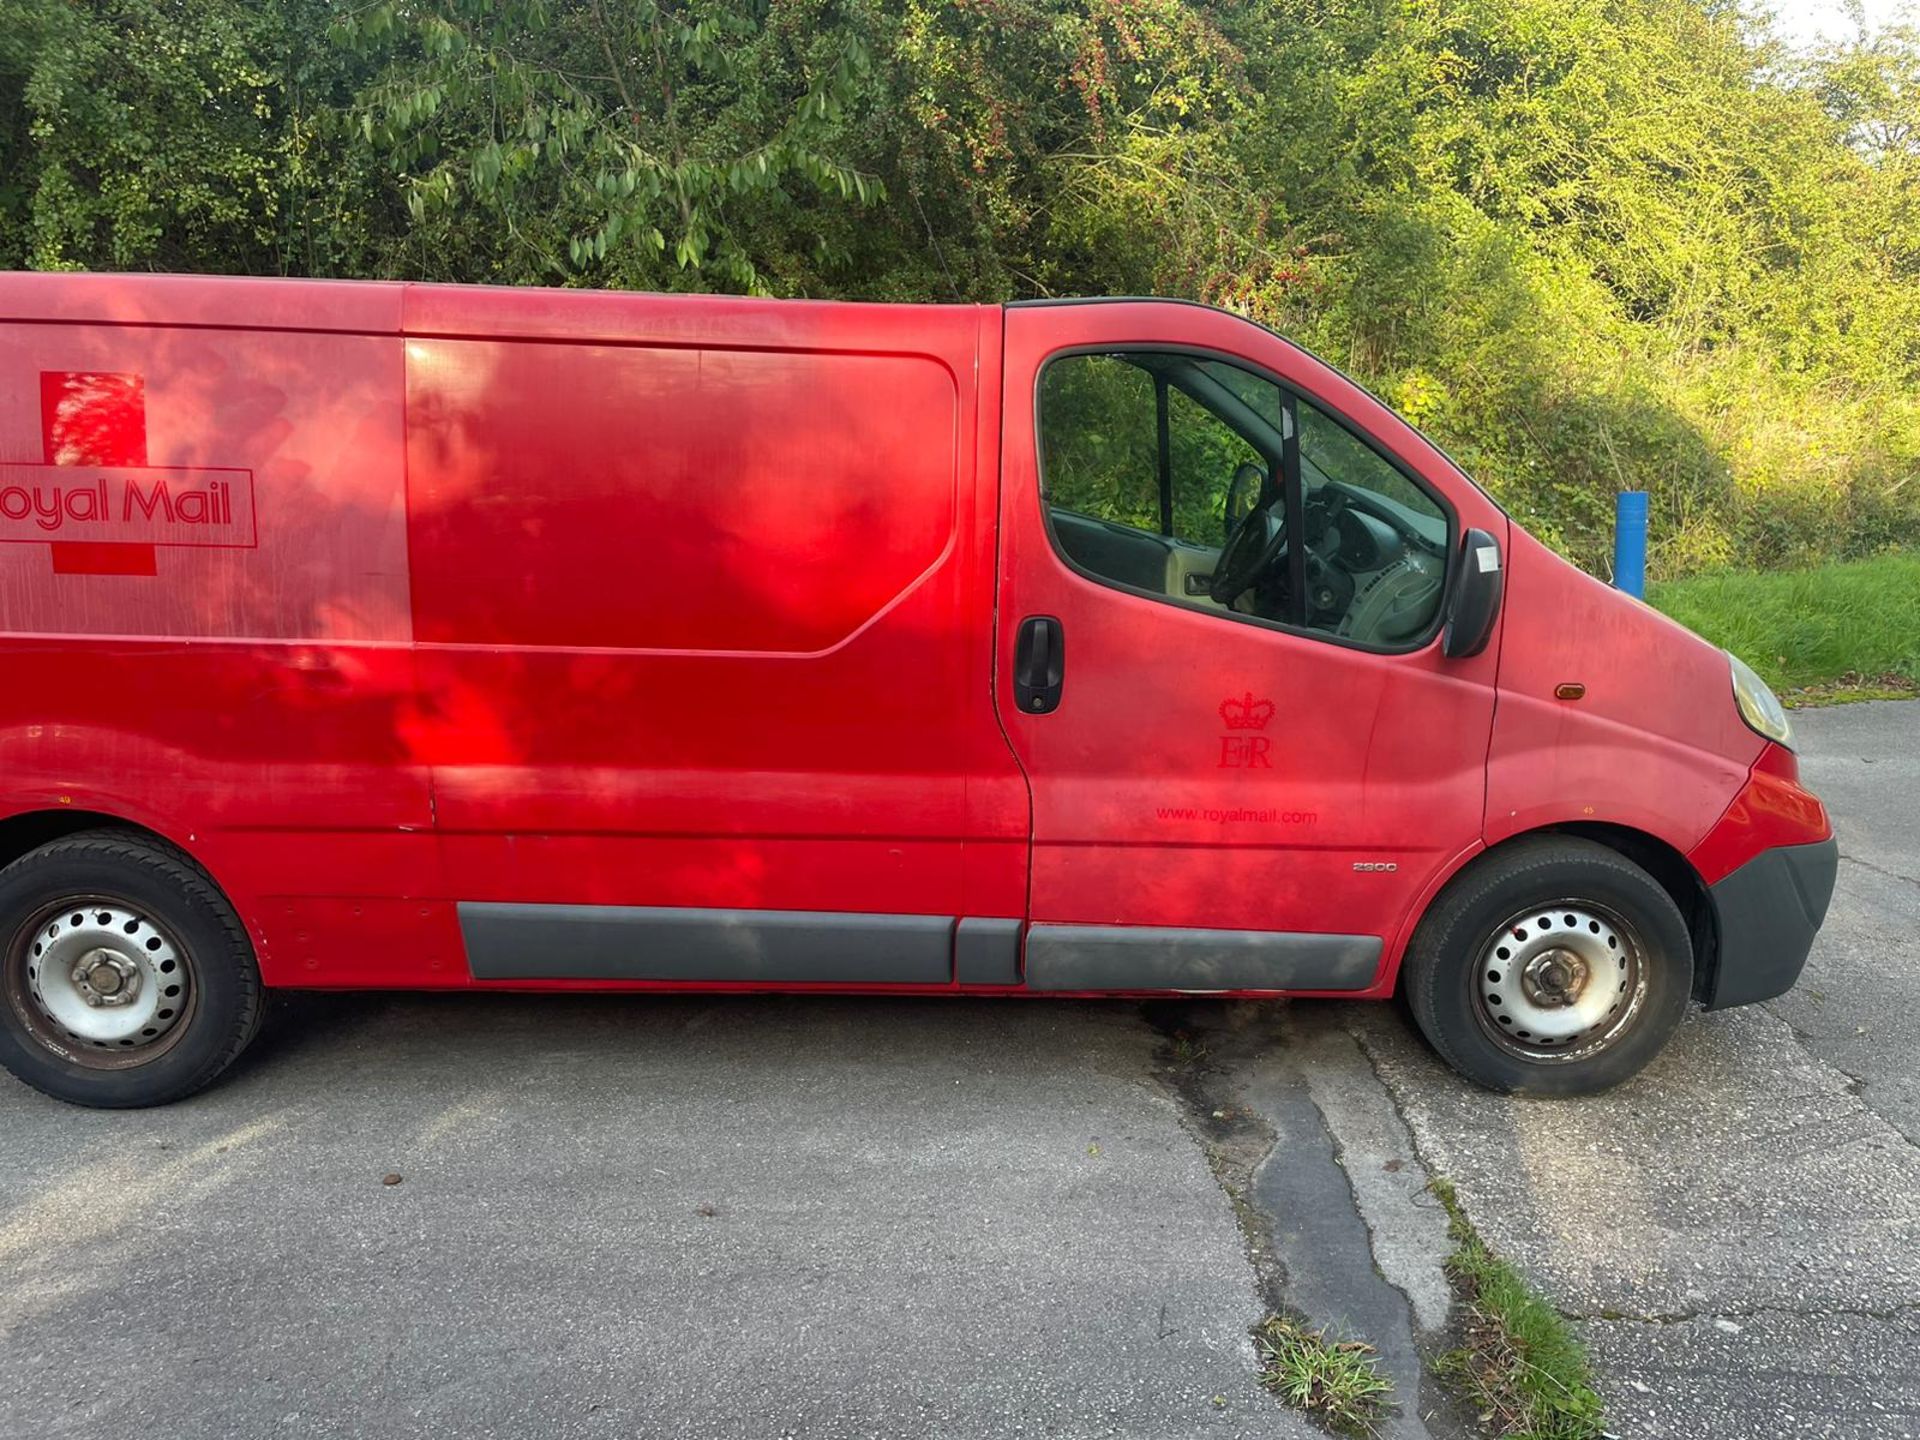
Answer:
top-left (1284, 700), bottom-right (1920, 1439)
top-left (1128, 702), bottom-right (1920, 1439)
top-left (0, 702), bottom-right (1912, 1437)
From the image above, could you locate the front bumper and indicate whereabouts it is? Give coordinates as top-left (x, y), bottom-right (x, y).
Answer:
top-left (1700, 836), bottom-right (1839, 1010)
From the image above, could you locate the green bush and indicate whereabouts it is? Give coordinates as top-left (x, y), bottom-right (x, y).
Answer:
top-left (5, 0), bottom-right (1920, 579)
top-left (1652, 553), bottom-right (1920, 695)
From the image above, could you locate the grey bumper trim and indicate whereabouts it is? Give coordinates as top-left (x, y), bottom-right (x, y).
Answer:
top-left (459, 903), bottom-right (955, 984)
top-left (954, 916), bottom-right (1023, 986)
top-left (1024, 924), bottom-right (1379, 992)
top-left (1701, 836), bottom-right (1838, 1010)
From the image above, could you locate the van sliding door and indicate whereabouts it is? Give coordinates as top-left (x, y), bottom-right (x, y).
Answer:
top-left (399, 289), bottom-right (1028, 985)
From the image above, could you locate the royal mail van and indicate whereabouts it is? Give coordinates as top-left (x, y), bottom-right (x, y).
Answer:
top-left (0, 274), bottom-right (1835, 1107)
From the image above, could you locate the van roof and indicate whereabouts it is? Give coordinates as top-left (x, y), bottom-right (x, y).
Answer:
top-left (0, 272), bottom-right (993, 344)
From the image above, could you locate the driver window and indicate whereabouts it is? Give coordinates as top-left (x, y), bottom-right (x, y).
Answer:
top-left (1038, 352), bottom-right (1283, 621)
top-left (1036, 350), bottom-right (1453, 651)
top-left (1037, 355), bottom-right (1163, 536)
top-left (1167, 386), bottom-right (1263, 544)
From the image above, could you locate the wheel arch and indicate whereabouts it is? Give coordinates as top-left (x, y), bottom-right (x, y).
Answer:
top-left (0, 808), bottom-right (215, 881)
top-left (0, 809), bottom-right (266, 1106)
top-left (1397, 821), bottom-right (1719, 1004)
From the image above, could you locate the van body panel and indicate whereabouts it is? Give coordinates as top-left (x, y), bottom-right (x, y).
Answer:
top-left (0, 284), bottom-right (435, 989)
top-left (402, 281), bottom-right (892, 351)
top-left (405, 338), bottom-right (961, 653)
top-left (995, 301), bottom-right (1507, 993)
top-left (1484, 528), bottom-right (1763, 858)
top-left (0, 271), bottom-right (403, 335)
top-left (0, 320), bottom-right (411, 639)
top-left (402, 298), bottom-right (1030, 942)
top-left (1688, 743), bottom-right (1832, 886)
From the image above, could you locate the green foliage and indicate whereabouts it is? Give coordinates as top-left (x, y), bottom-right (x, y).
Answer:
top-left (1652, 551), bottom-right (1920, 697)
top-left (4, 0), bottom-right (1920, 577)
top-left (1252, 1314), bottom-right (1395, 1436)
top-left (333, 0), bottom-right (884, 292)
top-left (2, 0), bottom-right (280, 271)
top-left (0, 0), bottom-right (398, 276)
top-left (1430, 1178), bottom-right (1605, 1440)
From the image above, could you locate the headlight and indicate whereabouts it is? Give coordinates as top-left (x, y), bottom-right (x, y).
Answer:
top-left (1729, 653), bottom-right (1793, 749)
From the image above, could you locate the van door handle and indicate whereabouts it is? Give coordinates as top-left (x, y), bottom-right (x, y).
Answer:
top-left (1015, 615), bottom-right (1064, 715)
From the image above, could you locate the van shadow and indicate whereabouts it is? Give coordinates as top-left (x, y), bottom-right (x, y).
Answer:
top-left (225, 988), bottom-right (1167, 1109)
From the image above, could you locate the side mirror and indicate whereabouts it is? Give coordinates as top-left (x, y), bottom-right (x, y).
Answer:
top-left (1442, 527), bottom-right (1503, 659)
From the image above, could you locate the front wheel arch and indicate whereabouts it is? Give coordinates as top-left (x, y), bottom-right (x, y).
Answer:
top-left (1396, 822), bottom-right (1717, 1006)
top-left (1523, 822), bottom-right (1717, 1006)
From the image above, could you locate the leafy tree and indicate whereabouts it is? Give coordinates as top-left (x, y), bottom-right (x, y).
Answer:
top-left (0, 0), bottom-right (384, 274)
top-left (335, 0), bottom-right (886, 292)
top-left (4, 0), bottom-right (1920, 577)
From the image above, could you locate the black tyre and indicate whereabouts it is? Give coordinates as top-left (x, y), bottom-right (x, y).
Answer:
top-left (1402, 837), bottom-right (1693, 1096)
top-left (0, 831), bottom-right (263, 1108)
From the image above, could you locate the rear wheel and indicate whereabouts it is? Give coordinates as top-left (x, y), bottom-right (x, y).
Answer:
top-left (1402, 837), bottom-right (1693, 1095)
top-left (0, 832), bottom-right (262, 1107)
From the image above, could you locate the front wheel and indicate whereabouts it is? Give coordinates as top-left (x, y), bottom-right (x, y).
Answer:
top-left (0, 831), bottom-right (263, 1107)
top-left (1401, 837), bottom-right (1693, 1096)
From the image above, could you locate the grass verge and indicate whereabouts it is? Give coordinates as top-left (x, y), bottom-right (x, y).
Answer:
top-left (1649, 551), bottom-right (1920, 703)
top-left (1252, 1315), bottom-right (1394, 1436)
top-left (1428, 1179), bottom-right (1605, 1440)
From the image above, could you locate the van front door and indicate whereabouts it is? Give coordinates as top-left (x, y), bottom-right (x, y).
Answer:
top-left (995, 302), bottom-right (1506, 994)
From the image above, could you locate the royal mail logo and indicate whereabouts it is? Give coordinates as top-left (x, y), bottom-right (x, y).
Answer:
top-left (1219, 692), bottom-right (1276, 731)
top-left (7, 370), bottom-right (259, 575)
top-left (0, 465), bottom-right (255, 548)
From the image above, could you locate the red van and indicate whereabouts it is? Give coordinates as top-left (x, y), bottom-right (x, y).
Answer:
top-left (0, 274), bottom-right (1835, 1107)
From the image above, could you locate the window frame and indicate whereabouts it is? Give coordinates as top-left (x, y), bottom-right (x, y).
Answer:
top-left (1032, 343), bottom-right (1460, 658)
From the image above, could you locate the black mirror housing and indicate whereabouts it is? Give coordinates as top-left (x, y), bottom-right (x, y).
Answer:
top-left (1443, 527), bottom-right (1503, 659)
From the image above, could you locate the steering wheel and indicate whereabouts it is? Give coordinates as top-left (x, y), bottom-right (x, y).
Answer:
top-left (1209, 499), bottom-right (1287, 605)
top-left (1223, 462), bottom-right (1265, 543)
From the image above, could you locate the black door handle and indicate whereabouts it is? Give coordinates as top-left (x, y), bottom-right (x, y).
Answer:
top-left (1015, 615), bottom-right (1064, 715)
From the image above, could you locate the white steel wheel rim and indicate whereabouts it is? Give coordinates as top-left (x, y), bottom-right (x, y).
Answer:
top-left (1474, 900), bottom-right (1647, 1062)
top-left (15, 898), bottom-right (193, 1063)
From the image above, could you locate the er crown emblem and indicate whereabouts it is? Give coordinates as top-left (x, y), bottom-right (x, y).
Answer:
top-left (1217, 691), bottom-right (1276, 769)
top-left (1219, 692), bottom-right (1276, 731)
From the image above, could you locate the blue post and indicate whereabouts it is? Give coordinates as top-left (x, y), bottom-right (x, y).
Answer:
top-left (1613, 490), bottom-right (1648, 598)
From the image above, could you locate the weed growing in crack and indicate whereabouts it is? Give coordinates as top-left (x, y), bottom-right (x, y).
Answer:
top-left (1429, 1178), bottom-right (1605, 1440)
top-left (1167, 1032), bottom-right (1210, 1069)
top-left (1252, 1315), bottom-right (1393, 1436)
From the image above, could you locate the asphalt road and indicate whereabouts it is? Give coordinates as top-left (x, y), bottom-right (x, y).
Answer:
top-left (1331, 701), bottom-right (1920, 1439)
top-left (0, 998), bottom-right (1314, 1440)
top-left (0, 700), bottom-right (1914, 1438)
